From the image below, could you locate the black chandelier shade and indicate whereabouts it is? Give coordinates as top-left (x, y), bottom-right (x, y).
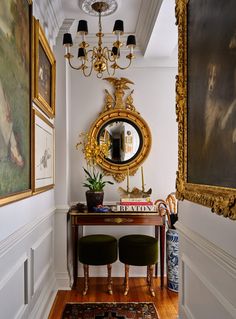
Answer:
top-left (77, 20), bottom-right (88, 34)
top-left (113, 20), bottom-right (124, 33)
top-left (63, 33), bottom-right (73, 46)
top-left (112, 46), bottom-right (120, 57)
top-left (126, 35), bottom-right (136, 47)
top-left (78, 47), bottom-right (86, 58)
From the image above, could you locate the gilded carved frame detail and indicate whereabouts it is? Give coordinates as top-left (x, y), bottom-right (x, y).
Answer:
top-left (88, 77), bottom-right (152, 182)
top-left (175, 0), bottom-right (236, 220)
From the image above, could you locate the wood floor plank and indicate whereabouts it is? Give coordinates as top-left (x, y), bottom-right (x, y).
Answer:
top-left (48, 277), bottom-right (178, 319)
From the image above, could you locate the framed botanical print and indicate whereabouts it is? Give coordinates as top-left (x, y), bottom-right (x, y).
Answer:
top-left (0, 0), bottom-right (32, 206)
top-left (32, 108), bottom-right (54, 193)
top-left (176, 0), bottom-right (236, 220)
top-left (33, 18), bottom-right (56, 118)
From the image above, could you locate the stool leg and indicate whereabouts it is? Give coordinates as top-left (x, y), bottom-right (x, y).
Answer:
top-left (148, 264), bottom-right (155, 297)
top-left (107, 264), bottom-right (113, 295)
top-left (83, 264), bottom-right (89, 295)
top-left (124, 264), bottom-right (129, 296)
top-left (147, 266), bottom-right (151, 284)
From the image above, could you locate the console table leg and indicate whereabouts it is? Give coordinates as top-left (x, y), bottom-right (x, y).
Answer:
top-left (155, 226), bottom-right (159, 277)
top-left (72, 225), bottom-right (78, 289)
top-left (160, 224), bottom-right (165, 288)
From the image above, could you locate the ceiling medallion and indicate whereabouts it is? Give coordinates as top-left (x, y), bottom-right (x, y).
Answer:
top-left (79, 0), bottom-right (118, 16)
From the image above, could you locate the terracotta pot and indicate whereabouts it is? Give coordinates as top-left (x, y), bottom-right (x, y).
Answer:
top-left (86, 190), bottom-right (104, 212)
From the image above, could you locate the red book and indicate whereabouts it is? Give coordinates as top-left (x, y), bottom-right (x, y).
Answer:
top-left (120, 201), bottom-right (153, 206)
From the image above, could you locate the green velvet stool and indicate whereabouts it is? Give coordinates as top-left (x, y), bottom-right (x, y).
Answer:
top-left (78, 234), bottom-right (117, 295)
top-left (119, 234), bottom-right (158, 296)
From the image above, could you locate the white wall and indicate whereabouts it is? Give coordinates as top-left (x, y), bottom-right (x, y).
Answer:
top-left (67, 64), bottom-right (178, 276)
top-left (70, 66), bottom-right (178, 203)
top-left (177, 202), bottom-right (236, 319)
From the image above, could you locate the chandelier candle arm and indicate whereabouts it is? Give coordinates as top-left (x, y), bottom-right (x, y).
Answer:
top-left (62, 1), bottom-right (136, 78)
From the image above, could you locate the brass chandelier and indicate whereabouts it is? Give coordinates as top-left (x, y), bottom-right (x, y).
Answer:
top-left (62, 1), bottom-right (136, 78)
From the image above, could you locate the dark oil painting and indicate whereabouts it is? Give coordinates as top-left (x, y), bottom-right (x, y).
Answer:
top-left (187, 0), bottom-right (236, 188)
top-left (38, 42), bottom-right (51, 106)
top-left (0, 0), bottom-right (31, 198)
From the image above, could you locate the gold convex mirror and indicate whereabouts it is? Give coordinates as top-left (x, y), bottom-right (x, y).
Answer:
top-left (88, 77), bottom-right (152, 182)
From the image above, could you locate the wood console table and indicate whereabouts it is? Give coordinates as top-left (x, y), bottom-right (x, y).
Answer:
top-left (68, 207), bottom-right (166, 289)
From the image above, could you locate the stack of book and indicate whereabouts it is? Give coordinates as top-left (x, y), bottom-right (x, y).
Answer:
top-left (116, 197), bottom-right (156, 212)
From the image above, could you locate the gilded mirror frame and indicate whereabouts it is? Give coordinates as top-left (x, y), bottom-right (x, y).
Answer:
top-left (88, 77), bottom-right (152, 182)
top-left (175, 0), bottom-right (236, 220)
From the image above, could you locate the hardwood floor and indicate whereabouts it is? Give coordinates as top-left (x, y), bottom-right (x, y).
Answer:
top-left (48, 277), bottom-right (178, 319)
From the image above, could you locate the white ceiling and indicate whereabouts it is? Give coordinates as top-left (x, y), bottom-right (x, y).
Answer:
top-left (58, 0), bottom-right (177, 60)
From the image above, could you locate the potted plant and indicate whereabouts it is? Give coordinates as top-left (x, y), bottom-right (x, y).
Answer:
top-left (77, 132), bottom-right (113, 211)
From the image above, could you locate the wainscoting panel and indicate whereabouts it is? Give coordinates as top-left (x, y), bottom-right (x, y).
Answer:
top-left (0, 254), bottom-right (28, 319)
top-left (31, 228), bottom-right (53, 294)
top-left (177, 222), bottom-right (236, 319)
top-left (0, 208), bottom-right (56, 319)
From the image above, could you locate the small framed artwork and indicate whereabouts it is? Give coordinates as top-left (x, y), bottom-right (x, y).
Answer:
top-left (32, 108), bottom-right (54, 193)
top-left (33, 18), bottom-right (56, 118)
top-left (176, 0), bottom-right (236, 220)
top-left (0, 0), bottom-right (32, 206)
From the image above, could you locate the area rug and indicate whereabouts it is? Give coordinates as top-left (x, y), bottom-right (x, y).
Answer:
top-left (61, 302), bottom-right (159, 319)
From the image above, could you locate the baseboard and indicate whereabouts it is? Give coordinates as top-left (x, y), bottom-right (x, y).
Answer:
top-left (55, 271), bottom-right (71, 290)
top-left (29, 275), bottom-right (57, 319)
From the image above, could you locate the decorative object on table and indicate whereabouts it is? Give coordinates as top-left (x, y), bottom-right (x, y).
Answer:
top-left (62, 0), bottom-right (136, 78)
top-left (116, 166), bottom-right (156, 212)
top-left (93, 205), bottom-right (111, 212)
top-left (0, 0), bottom-right (32, 206)
top-left (85, 77), bottom-right (152, 182)
top-left (61, 302), bottom-right (159, 319)
top-left (118, 186), bottom-right (152, 198)
top-left (32, 108), bottom-right (54, 193)
top-left (176, 0), bottom-right (236, 220)
top-left (76, 132), bottom-right (113, 211)
top-left (33, 18), bottom-right (56, 118)
top-left (76, 202), bottom-right (86, 212)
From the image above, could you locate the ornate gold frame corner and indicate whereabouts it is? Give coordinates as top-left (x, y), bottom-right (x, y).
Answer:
top-left (175, 0), bottom-right (236, 220)
top-left (32, 18), bottom-right (56, 118)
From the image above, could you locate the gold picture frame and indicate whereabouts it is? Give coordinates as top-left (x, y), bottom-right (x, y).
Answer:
top-left (176, 0), bottom-right (236, 220)
top-left (32, 108), bottom-right (54, 193)
top-left (33, 18), bottom-right (56, 118)
top-left (0, 0), bottom-right (32, 206)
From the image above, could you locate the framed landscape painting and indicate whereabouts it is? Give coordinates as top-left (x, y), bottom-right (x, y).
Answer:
top-left (33, 18), bottom-right (56, 118)
top-left (176, 0), bottom-right (236, 219)
top-left (32, 109), bottom-right (54, 193)
top-left (0, 0), bottom-right (32, 206)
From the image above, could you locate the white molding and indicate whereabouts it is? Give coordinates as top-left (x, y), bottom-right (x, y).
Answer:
top-left (0, 253), bottom-right (27, 290)
top-left (136, 0), bottom-right (163, 54)
top-left (55, 271), bottom-right (71, 290)
top-left (182, 254), bottom-right (236, 319)
top-left (31, 228), bottom-right (53, 294)
top-left (55, 205), bottom-right (70, 212)
top-left (0, 207), bottom-right (55, 258)
top-left (176, 221), bottom-right (236, 275)
top-left (179, 304), bottom-right (195, 319)
top-left (33, 0), bottom-right (64, 47)
top-left (28, 274), bottom-right (57, 319)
